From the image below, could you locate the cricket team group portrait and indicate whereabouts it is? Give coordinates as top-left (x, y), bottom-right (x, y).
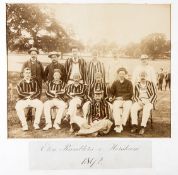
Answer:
top-left (7, 3), bottom-right (171, 138)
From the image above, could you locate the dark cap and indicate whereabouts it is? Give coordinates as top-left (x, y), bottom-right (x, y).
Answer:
top-left (117, 67), bottom-right (128, 74)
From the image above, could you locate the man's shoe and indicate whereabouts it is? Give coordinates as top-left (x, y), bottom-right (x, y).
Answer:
top-left (114, 125), bottom-right (123, 133)
top-left (69, 126), bottom-right (74, 133)
top-left (33, 123), bottom-right (40, 130)
top-left (139, 127), bottom-right (145, 135)
top-left (63, 114), bottom-right (70, 123)
top-left (53, 123), bottom-right (61, 130)
top-left (22, 125), bottom-right (28, 131)
top-left (131, 125), bottom-right (138, 133)
top-left (43, 123), bottom-right (52, 131)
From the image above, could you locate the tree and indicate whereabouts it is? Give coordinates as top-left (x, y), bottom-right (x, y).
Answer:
top-left (124, 42), bottom-right (140, 57)
top-left (140, 33), bottom-right (169, 59)
top-left (6, 4), bottom-right (80, 53)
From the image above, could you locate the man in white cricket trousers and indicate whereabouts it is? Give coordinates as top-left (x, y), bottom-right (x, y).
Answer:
top-left (65, 73), bottom-right (88, 132)
top-left (131, 71), bottom-right (157, 135)
top-left (109, 67), bottom-right (133, 133)
top-left (43, 69), bottom-right (67, 131)
top-left (15, 68), bottom-right (43, 131)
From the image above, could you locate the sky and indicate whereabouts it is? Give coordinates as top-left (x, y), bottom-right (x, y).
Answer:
top-left (43, 4), bottom-right (171, 46)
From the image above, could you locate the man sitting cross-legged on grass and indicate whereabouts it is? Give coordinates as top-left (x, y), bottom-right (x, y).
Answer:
top-left (76, 86), bottom-right (113, 136)
top-left (15, 67), bottom-right (43, 131)
top-left (109, 67), bottom-right (133, 133)
top-left (64, 73), bottom-right (88, 132)
top-left (43, 69), bottom-right (67, 131)
top-left (131, 71), bottom-right (157, 135)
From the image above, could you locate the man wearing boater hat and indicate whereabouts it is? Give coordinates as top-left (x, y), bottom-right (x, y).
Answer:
top-left (21, 47), bottom-right (44, 121)
top-left (21, 47), bottom-right (44, 90)
top-left (44, 51), bottom-right (66, 83)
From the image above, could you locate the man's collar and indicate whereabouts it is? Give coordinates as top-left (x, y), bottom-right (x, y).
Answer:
top-left (118, 78), bottom-right (125, 83)
top-left (73, 82), bottom-right (80, 86)
top-left (53, 79), bottom-right (62, 84)
top-left (23, 78), bottom-right (32, 83)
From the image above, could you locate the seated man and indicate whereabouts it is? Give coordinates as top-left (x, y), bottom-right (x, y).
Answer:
top-left (65, 73), bottom-right (88, 132)
top-left (15, 67), bottom-right (43, 131)
top-left (82, 72), bottom-right (108, 119)
top-left (76, 86), bottom-right (113, 136)
top-left (131, 71), bottom-right (157, 135)
top-left (43, 69), bottom-right (67, 131)
top-left (88, 72), bottom-right (108, 100)
top-left (109, 67), bottom-right (133, 133)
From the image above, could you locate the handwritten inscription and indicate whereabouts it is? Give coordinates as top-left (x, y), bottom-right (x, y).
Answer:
top-left (81, 157), bottom-right (103, 167)
top-left (29, 141), bottom-right (151, 169)
top-left (40, 143), bottom-right (139, 153)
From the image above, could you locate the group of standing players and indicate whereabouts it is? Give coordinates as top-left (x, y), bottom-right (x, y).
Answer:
top-left (15, 47), bottom-right (157, 136)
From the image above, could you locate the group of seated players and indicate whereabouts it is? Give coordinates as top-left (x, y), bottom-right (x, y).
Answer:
top-left (15, 47), bottom-right (157, 136)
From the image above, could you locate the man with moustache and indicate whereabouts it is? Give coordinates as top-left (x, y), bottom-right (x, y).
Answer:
top-left (21, 47), bottom-right (44, 90)
top-left (21, 47), bottom-right (44, 121)
top-left (44, 51), bottom-right (66, 83)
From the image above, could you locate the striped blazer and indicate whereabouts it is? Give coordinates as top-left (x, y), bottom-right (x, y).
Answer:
top-left (46, 80), bottom-right (66, 100)
top-left (134, 81), bottom-right (157, 104)
top-left (88, 82), bottom-right (108, 100)
top-left (66, 83), bottom-right (88, 99)
top-left (86, 100), bottom-right (112, 125)
top-left (86, 60), bottom-right (105, 84)
top-left (16, 78), bottom-right (41, 100)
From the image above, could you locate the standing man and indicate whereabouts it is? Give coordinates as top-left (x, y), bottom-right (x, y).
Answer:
top-left (132, 54), bottom-right (157, 86)
top-left (109, 67), bottom-right (133, 133)
top-left (15, 68), bottom-right (43, 131)
top-left (21, 47), bottom-right (44, 90)
top-left (86, 50), bottom-right (105, 84)
top-left (43, 69), bottom-right (67, 131)
top-left (158, 68), bottom-right (164, 91)
top-left (130, 71), bottom-right (157, 135)
top-left (65, 46), bottom-right (87, 84)
top-left (44, 51), bottom-right (66, 83)
top-left (165, 70), bottom-right (171, 91)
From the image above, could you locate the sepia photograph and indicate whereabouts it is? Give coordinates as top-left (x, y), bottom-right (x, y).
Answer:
top-left (7, 3), bottom-right (171, 138)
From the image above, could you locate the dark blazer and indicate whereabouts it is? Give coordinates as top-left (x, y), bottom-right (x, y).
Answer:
top-left (21, 60), bottom-right (44, 89)
top-left (44, 62), bottom-right (66, 83)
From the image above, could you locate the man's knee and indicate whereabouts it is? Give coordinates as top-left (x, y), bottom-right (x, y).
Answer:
top-left (131, 103), bottom-right (140, 113)
top-left (44, 100), bottom-right (51, 108)
top-left (15, 101), bottom-right (24, 110)
top-left (123, 101), bottom-right (132, 110)
top-left (33, 99), bottom-right (43, 109)
top-left (143, 103), bottom-right (153, 112)
top-left (113, 100), bottom-right (122, 108)
top-left (58, 101), bottom-right (67, 109)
